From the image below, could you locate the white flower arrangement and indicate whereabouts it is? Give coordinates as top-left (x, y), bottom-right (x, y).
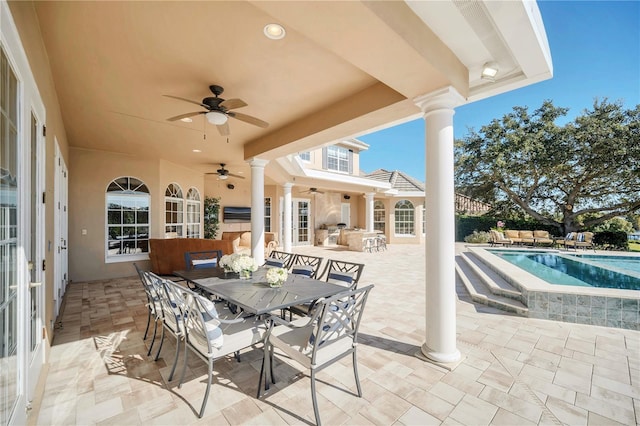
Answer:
top-left (219, 253), bottom-right (258, 274)
top-left (266, 267), bottom-right (288, 287)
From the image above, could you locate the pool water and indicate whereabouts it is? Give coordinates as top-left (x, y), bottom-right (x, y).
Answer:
top-left (488, 250), bottom-right (640, 290)
top-left (568, 254), bottom-right (640, 274)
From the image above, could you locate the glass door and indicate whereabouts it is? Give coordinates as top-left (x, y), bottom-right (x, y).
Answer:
top-left (0, 44), bottom-right (22, 426)
top-left (292, 198), bottom-right (310, 246)
top-left (27, 112), bottom-right (45, 400)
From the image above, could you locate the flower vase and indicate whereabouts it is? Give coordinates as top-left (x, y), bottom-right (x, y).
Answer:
top-left (269, 279), bottom-right (285, 288)
top-left (239, 269), bottom-right (252, 280)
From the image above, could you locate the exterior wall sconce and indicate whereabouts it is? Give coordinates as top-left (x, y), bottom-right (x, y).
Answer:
top-left (343, 194), bottom-right (351, 200)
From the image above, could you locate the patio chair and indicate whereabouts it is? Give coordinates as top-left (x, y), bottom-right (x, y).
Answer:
top-left (288, 259), bottom-right (364, 319)
top-left (289, 254), bottom-right (324, 279)
top-left (134, 264), bottom-right (163, 354)
top-left (489, 230), bottom-right (512, 246)
top-left (519, 230), bottom-right (536, 246)
top-left (565, 231), bottom-right (595, 251)
top-left (319, 259), bottom-right (365, 288)
top-left (259, 284), bottom-right (374, 426)
top-left (532, 230), bottom-right (554, 247)
top-left (153, 275), bottom-right (188, 380)
top-left (264, 250), bottom-right (295, 269)
top-left (184, 250), bottom-right (222, 270)
top-left (180, 288), bottom-right (266, 418)
top-left (374, 234), bottom-right (387, 251)
top-left (504, 230), bottom-right (522, 245)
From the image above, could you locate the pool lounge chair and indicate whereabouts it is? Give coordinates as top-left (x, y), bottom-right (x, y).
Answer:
top-left (564, 232), bottom-right (595, 251)
top-left (533, 230), bottom-right (554, 247)
top-left (489, 230), bottom-right (512, 246)
top-left (504, 230), bottom-right (522, 245)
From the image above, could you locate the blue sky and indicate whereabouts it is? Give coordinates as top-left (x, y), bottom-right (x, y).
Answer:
top-left (358, 1), bottom-right (640, 180)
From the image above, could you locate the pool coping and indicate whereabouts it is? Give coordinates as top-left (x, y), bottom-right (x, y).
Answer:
top-left (467, 246), bottom-right (640, 330)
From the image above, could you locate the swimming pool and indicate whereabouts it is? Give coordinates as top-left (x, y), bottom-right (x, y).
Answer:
top-left (568, 254), bottom-right (640, 274)
top-left (487, 249), bottom-right (640, 290)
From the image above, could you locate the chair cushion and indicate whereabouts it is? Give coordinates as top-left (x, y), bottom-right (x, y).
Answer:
top-left (264, 257), bottom-right (285, 268)
top-left (291, 265), bottom-right (314, 276)
top-left (191, 258), bottom-right (217, 268)
top-left (577, 233), bottom-right (585, 242)
top-left (327, 271), bottom-right (354, 285)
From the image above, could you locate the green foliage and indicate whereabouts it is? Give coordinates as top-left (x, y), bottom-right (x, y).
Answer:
top-left (455, 99), bottom-right (640, 235)
top-left (463, 230), bottom-right (491, 244)
top-left (455, 215), bottom-right (559, 241)
top-left (591, 217), bottom-right (634, 234)
top-left (593, 231), bottom-right (629, 251)
top-left (203, 196), bottom-right (221, 239)
top-left (630, 241), bottom-right (640, 252)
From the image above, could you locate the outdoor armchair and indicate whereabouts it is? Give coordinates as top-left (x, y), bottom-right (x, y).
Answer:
top-left (178, 285), bottom-right (266, 418)
top-left (489, 230), bottom-right (512, 246)
top-left (258, 285), bottom-right (374, 425)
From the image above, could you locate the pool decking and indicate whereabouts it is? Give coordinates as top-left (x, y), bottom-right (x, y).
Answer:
top-left (30, 243), bottom-right (640, 425)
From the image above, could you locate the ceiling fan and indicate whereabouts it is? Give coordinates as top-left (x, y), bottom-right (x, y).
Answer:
top-left (302, 187), bottom-right (325, 194)
top-left (163, 85), bottom-right (269, 136)
top-left (205, 163), bottom-right (245, 180)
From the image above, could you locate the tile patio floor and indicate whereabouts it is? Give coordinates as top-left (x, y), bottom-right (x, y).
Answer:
top-left (30, 243), bottom-right (640, 425)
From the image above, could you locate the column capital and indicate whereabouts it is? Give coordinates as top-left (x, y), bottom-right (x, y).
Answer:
top-left (283, 182), bottom-right (294, 190)
top-left (248, 157), bottom-right (269, 168)
top-left (363, 192), bottom-right (376, 200)
top-left (413, 86), bottom-right (465, 115)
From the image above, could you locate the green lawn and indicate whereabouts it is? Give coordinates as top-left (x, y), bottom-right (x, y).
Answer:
top-left (630, 241), bottom-right (640, 252)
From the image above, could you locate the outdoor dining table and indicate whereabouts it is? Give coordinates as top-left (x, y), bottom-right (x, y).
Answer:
top-left (173, 267), bottom-right (348, 315)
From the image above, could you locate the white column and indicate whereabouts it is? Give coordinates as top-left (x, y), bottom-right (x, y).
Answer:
top-left (365, 192), bottom-right (375, 232)
top-left (415, 87), bottom-right (464, 364)
top-left (283, 183), bottom-right (293, 252)
top-left (249, 158), bottom-right (269, 264)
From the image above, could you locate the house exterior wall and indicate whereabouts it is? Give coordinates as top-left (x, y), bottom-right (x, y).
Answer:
top-left (68, 149), bottom-right (206, 282)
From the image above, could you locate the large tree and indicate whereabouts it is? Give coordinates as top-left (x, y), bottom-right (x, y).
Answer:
top-left (455, 99), bottom-right (640, 234)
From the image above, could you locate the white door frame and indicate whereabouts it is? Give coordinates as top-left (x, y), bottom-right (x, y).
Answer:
top-left (1, 2), bottom-right (47, 422)
top-left (291, 198), bottom-right (311, 246)
top-left (54, 141), bottom-right (68, 320)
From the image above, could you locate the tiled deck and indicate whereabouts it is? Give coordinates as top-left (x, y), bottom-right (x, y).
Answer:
top-left (31, 243), bottom-right (640, 425)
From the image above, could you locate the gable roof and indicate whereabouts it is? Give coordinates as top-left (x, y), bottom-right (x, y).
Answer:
top-left (365, 168), bottom-right (491, 214)
top-left (365, 169), bottom-right (425, 191)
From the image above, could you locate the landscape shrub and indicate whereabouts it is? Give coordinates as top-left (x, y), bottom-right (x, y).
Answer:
top-left (593, 231), bottom-right (628, 251)
top-left (463, 230), bottom-right (491, 244)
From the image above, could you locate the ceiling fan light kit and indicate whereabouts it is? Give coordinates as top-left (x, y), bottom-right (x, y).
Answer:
top-left (205, 110), bottom-right (228, 125)
top-left (164, 84), bottom-right (268, 136)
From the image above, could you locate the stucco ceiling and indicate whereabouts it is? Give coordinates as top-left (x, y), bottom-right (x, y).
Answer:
top-left (33, 0), bottom-right (551, 178)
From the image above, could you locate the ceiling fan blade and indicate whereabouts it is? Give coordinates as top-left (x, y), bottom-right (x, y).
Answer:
top-left (166, 111), bottom-right (204, 121)
top-left (216, 122), bottom-right (230, 136)
top-left (228, 111), bottom-right (269, 128)
top-left (227, 173), bottom-right (246, 180)
top-left (163, 94), bottom-right (208, 108)
top-left (220, 98), bottom-right (247, 110)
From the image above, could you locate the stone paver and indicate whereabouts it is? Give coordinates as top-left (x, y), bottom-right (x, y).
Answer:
top-left (29, 243), bottom-right (640, 425)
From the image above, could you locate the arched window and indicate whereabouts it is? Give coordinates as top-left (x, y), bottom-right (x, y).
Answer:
top-left (394, 200), bottom-right (414, 235)
top-left (165, 183), bottom-right (184, 238)
top-left (106, 177), bottom-right (150, 260)
top-left (373, 200), bottom-right (385, 233)
top-left (186, 187), bottom-right (201, 238)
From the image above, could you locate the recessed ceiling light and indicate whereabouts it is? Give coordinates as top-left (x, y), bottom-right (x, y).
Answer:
top-left (264, 23), bottom-right (286, 40)
top-left (180, 117), bottom-right (193, 123)
top-left (192, 149), bottom-right (201, 153)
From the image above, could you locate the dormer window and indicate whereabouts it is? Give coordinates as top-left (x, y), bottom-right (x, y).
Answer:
top-left (322, 146), bottom-right (352, 173)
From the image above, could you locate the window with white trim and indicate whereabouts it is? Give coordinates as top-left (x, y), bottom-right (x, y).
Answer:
top-left (106, 177), bottom-right (150, 259)
top-left (165, 183), bottom-right (183, 238)
top-left (298, 151), bottom-right (310, 161)
top-left (265, 197), bottom-right (272, 232)
top-left (325, 146), bottom-right (350, 173)
top-left (374, 200), bottom-right (385, 233)
top-left (394, 199), bottom-right (414, 235)
top-left (186, 187), bottom-right (201, 238)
